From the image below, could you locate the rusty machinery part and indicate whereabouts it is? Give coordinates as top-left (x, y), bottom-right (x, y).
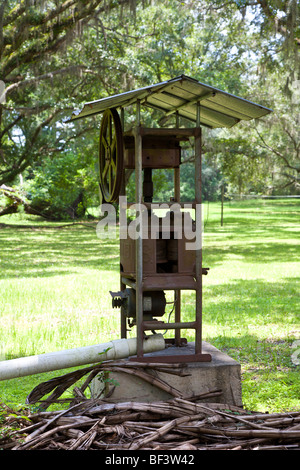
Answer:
top-left (99, 108), bottom-right (124, 203)
top-left (110, 289), bottom-right (166, 326)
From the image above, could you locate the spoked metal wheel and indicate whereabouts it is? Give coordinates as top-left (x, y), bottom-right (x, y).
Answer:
top-left (99, 108), bottom-right (124, 203)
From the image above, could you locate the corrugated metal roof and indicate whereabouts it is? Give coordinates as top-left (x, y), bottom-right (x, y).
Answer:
top-left (68, 75), bottom-right (272, 128)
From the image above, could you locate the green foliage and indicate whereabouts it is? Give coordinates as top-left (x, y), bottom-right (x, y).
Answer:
top-left (24, 148), bottom-right (99, 219)
top-left (1, 0), bottom-right (299, 217)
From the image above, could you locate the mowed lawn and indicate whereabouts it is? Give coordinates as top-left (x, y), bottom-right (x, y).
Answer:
top-left (0, 198), bottom-right (299, 412)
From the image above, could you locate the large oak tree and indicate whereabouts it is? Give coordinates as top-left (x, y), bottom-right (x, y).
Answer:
top-left (0, 0), bottom-right (137, 186)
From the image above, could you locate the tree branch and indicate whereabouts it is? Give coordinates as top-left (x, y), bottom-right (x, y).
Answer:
top-left (253, 123), bottom-right (299, 172)
top-left (2, 1), bottom-right (102, 77)
top-left (0, 108), bottom-right (62, 185)
top-left (257, 0), bottom-right (300, 46)
top-left (0, 113), bottom-right (22, 140)
top-left (4, 66), bottom-right (92, 96)
top-left (2, 0), bottom-right (26, 27)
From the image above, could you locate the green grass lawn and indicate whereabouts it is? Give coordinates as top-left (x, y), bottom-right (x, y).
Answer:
top-left (0, 198), bottom-right (299, 412)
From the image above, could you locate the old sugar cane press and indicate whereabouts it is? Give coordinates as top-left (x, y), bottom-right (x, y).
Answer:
top-left (69, 75), bottom-right (272, 363)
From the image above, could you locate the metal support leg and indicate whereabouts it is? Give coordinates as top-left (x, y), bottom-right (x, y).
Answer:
top-left (135, 101), bottom-right (143, 357)
top-left (195, 102), bottom-right (202, 355)
top-left (174, 158), bottom-right (181, 346)
top-left (120, 106), bottom-right (126, 338)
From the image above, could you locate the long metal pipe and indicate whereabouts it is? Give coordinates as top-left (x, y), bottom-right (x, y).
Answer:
top-left (0, 334), bottom-right (165, 381)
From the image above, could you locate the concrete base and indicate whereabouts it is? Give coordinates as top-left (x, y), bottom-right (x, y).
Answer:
top-left (90, 342), bottom-right (242, 407)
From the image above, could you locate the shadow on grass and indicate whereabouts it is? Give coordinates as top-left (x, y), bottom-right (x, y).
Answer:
top-left (0, 224), bottom-right (119, 279)
top-left (206, 332), bottom-right (296, 368)
top-left (1, 204), bottom-right (299, 279)
top-left (180, 277), bottom-right (299, 329)
top-left (203, 210), bottom-right (299, 268)
top-left (203, 277), bottom-right (299, 323)
top-left (205, 215), bottom-right (299, 235)
top-left (205, 331), bottom-right (300, 412)
top-left (203, 241), bottom-right (299, 268)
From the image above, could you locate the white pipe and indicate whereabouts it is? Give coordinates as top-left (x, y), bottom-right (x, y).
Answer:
top-left (0, 334), bottom-right (165, 381)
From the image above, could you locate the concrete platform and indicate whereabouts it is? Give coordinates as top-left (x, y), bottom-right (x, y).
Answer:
top-left (91, 342), bottom-right (242, 407)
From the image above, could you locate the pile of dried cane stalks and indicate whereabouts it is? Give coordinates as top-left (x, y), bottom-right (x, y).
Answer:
top-left (1, 360), bottom-right (300, 451)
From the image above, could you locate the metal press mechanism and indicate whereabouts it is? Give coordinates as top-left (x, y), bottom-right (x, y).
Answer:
top-left (69, 75), bottom-right (272, 362)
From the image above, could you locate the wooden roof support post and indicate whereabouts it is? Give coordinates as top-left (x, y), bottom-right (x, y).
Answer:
top-left (174, 111), bottom-right (181, 347)
top-left (195, 101), bottom-right (203, 355)
top-left (120, 106), bottom-right (126, 339)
